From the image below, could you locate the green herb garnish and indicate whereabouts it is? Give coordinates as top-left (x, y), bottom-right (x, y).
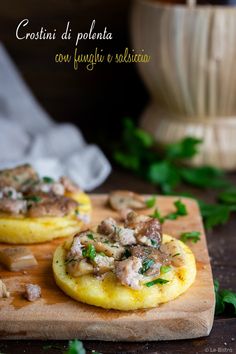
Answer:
top-left (145, 278), bottom-right (169, 287)
top-left (160, 265), bottom-right (172, 274)
top-left (172, 253), bottom-right (180, 257)
top-left (214, 279), bottom-right (236, 316)
top-left (180, 231), bottom-right (201, 243)
top-left (42, 176), bottom-right (54, 184)
top-left (25, 195), bottom-right (42, 203)
top-left (139, 258), bottom-right (155, 274)
top-left (218, 187), bottom-right (236, 205)
top-left (151, 200), bottom-right (187, 224)
top-left (150, 209), bottom-right (165, 224)
top-left (112, 118), bottom-right (236, 230)
top-left (82, 244), bottom-right (96, 260)
top-left (64, 339), bottom-right (86, 354)
top-left (150, 239), bottom-right (158, 247)
top-left (145, 196), bottom-right (156, 208)
top-left (199, 201), bottom-right (231, 230)
top-left (7, 190), bottom-right (13, 197)
top-left (123, 249), bottom-right (131, 258)
top-left (87, 233), bottom-right (94, 240)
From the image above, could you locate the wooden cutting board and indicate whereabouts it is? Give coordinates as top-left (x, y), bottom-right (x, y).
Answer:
top-left (0, 195), bottom-right (215, 341)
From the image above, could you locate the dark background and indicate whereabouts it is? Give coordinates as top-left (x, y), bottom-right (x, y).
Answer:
top-left (0, 0), bottom-right (148, 143)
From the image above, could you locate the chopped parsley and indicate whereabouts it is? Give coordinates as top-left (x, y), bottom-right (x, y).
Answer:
top-left (123, 249), bottom-right (131, 258)
top-left (25, 195), bottom-right (42, 203)
top-left (42, 176), bottom-right (54, 184)
top-left (82, 244), bottom-right (96, 260)
top-left (150, 200), bottom-right (188, 224)
top-left (145, 278), bottom-right (169, 287)
top-left (64, 339), bottom-right (86, 354)
top-left (87, 233), bottom-right (94, 240)
top-left (172, 253), bottom-right (180, 257)
top-left (145, 195), bottom-right (156, 208)
top-left (214, 279), bottom-right (236, 316)
top-left (150, 209), bottom-right (165, 224)
top-left (151, 239), bottom-right (158, 247)
top-left (139, 258), bottom-right (155, 274)
top-left (160, 265), bottom-right (172, 274)
top-left (180, 231), bottom-right (201, 243)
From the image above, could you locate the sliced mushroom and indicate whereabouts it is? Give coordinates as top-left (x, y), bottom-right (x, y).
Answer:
top-left (92, 254), bottom-right (114, 274)
top-left (160, 240), bottom-right (185, 267)
top-left (27, 195), bottom-right (78, 217)
top-left (66, 258), bottom-right (94, 277)
top-left (79, 232), bottom-right (125, 260)
top-left (0, 164), bottom-right (39, 191)
top-left (109, 190), bottom-right (146, 211)
top-left (0, 247), bottom-right (38, 271)
top-left (0, 279), bottom-right (10, 298)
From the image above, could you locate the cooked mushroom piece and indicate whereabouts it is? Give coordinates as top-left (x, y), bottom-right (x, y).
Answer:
top-left (131, 245), bottom-right (170, 277)
top-left (160, 240), bottom-right (185, 267)
top-left (124, 211), bottom-right (150, 229)
top-left (97, 217), bottom-right (117, 236)
top-left (115, 256), bottom-right (143, 290)
top-left (0, 198), bottom-right (27, 215)
top-left (0, 164), bottom-right (39, 191)
top-left (24, 283), bottom-right (41, 302)
top-left (135, 218), bottom-right (162, 248)
top-left (60, 176), bottom-right (81, 193)
top-left (66, 258), bottom-right (94, 277)
top-left (92, 254), bottom-right (114, 274)
top-left (79, 232), bottom-right (125, 259)
top-left (27, 195), bottom-right (78, 217)
top-left (109, 190), bottom-right (146, 211)
top-left (0, 279), bottom-right (10, 298)
top-left (0, 247), bottom-right (38, 271)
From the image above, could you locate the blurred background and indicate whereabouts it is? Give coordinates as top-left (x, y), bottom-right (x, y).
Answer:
top-left (0, 0), bottom-right (147, 144)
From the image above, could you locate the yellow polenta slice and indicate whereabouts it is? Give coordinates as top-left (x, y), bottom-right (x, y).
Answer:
top-left (0, 192), bottom-right (91, 244)
top-left (53, 234), bottom-right (196, 310)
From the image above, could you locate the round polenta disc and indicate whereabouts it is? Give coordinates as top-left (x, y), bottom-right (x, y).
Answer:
top-left (0, 192), bottom-right (91, 244)
top-left (53, 234), bottom-right (196, 311)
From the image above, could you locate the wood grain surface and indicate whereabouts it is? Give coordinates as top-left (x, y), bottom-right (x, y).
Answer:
top-left (0, 194), bottom-right (214, 341)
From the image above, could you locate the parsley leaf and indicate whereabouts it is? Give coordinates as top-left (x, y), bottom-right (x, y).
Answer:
top-left (87, 233), bottom-right (94, 240)
top-left (180, 231), bottom-right (201, 243)
top-left (145, 278), bottom-right (169, 287)
top-left (199, 201), bottom-right (231, 230)
top-left (150, 208), bottom-right (165, 224)
top-left (148, 161), bottom-right (180, 194)
top-left (82, 244), bottom-right (96, 260)
top-left (180, 166), bottom-right (228, 189)
top-left (160, 265), bottom-right (172, 273)
top-left (64, 339), bottom-right (86, 354)
top-left (123, 249), bottom-right (131, 258)
top-left (174, 199), bottom-right (188, 216)
top-left (139, 258), bottom-right (155, 274)
top-left (145, 195), bottom-right (156, 208)
top-left (42, 176), bottom-right (54, 184)
top-left (166, 137), bottom-right (202, 160)
top-left (214, 279), bottom-right (236, 316)
top-left (218, 187), bottom-right (236, 205)
top-left (25, 195), bottom-right (42, 203)
top-left (150, 200), bottom-right (188, 224)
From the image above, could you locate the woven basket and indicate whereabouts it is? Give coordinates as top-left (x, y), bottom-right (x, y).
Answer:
top-left (131, 0), bottom-right (236, 169)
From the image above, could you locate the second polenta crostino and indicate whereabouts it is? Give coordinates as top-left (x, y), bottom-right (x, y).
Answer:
top-left (0, 164), bottom-right (91, 244)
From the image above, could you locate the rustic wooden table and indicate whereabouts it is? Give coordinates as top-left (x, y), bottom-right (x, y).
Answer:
top-left (1, 169), bottom-right (236, 354)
